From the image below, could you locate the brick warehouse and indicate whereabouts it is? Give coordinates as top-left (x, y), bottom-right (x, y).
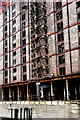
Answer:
top-left (0, 0), bottom-right (80, 101)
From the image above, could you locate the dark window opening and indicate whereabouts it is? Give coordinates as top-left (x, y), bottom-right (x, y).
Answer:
top-left (23, 75), bottom-right (27, 81)
top-left (56, 2), bottom-right (62, 11)
top-left (12, 3), bottom-right (16, 10)
top-left (13, 43), bottom-right (16, 48)
top-left (57, 22), bottom-right (63, 32)
top-left (56, 11), bottom-right (62, 21)
top-left (22, 30), bottom-right (26, 37)
top-left (5, 55), bottom-right (8, 61)
top-left (13, 35), bottom-right (16, 41)
top-left (12, 19), bottom-right (16, 25)
top-left (59, 55), bottom-right (65, 64)
top-left (23, 65), bottom-right (26, 72)
top-left (13, 68), bottom-right (17, 73)
top-left (45, 48), bottom-right (48, 54)
top-left (22, 22), bottom-right (25, 28)
top-left (13, 27), bottom-right (16, 33)
top-left (12, 12), bottom-right (16, 17)
top-left (58, 43), bottom-right (64, 53)
top-left (23, 56), bottom-right (26, 63)
top-left (13, 76), bottom-right (17, 81)
top-left (57, 32), bottom-right (64, 42)
top-left (76, 1), bottom-right (80, 8)
top-left (22, 48), bottom-right (26, 54)
top-left (13, 51), bottom-right (16, 56)
top-left (5, 48), bottom-right (7, 53)
top-left (59, 67), bottom-right (65, 75)
top-left (13, 59), bottom-right (16, 65)
top-left (77, 13), bottom-right (80, 20)
top-left (4, 40), bottom-right (7, 46)
top-left (4, 33), bottom-right (7, 38)
top-left (22, 39), bottom-right (26, 46)
top-left (4, 25), bottom-right (7, 31)
top-left (5, 71), bottom-right (7, 76)
top-left (5, 78), bottom-right (8, 84)
top-left (22, 14), bottom-right (25, 20)
top-left (5, 63), bottom-right (8, 68)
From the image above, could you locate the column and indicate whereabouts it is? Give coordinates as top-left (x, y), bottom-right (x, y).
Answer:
top-left (17, 86), bottom-right (20, 101)
top-left (36, 82), bottom-right (40, 100)
top-left (66, 79), bottom-right (69, 100)
top-left (40, 86), bottom-right (43, 100)
top-left (51, 81), bottom-right (54, 100)
top-left (9, 87), bottom-right (12, 101)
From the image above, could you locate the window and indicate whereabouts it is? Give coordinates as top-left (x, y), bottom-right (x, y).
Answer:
top-left (22, 39), bottom-right (26, 46)
top-left (22, 30), bottom-right (26, 37)
top-left (13, 59), bottom-right (16, 65)
top-left (13, 43), bottom-right (16, 48)
top-left (5, 78), bottom-right (8, 84)
top-left (5, 48), bottom-right (7, 53)
top-left (22, 14), bottom-right (25, 20)
top-left (13, 51), bottom-right (16, 56)
top-left (5, 55), bottom-right (8, 61)
top-left (4, 11), bottom-right (7, 17)
top-left (22, 5), bottom-right (27, 10)
top-left (4, 25), bottom-right (7, 31)
top-left (58, 43), bottom-right (64, 53)
top-left (13, 68), bottom-right (17, 73)
top-left (13, 76), bottom-right (17, 80)
top-left (45, 48), bottom-right (48, 54)
top-left (56, 11), bottom-right (62, 21)
top-left (12, 19), bottom-right (16, 25)
top-left (5, 71), bottom-right (8, 77)
top-left (76, 1), bottom-right (80, 8)
top-left (22, 22), bottom-right (25, 28)
top-left (23, 65), bottom-right (26, 72)
top-left (57, 32), bottom-right (64, 42)
top-left (4, 33), bottom-right (7, 38)
top-left (59, 55), bottom-right (65, 64)
top-left (22, 48), bottom-right (26, 54)
top-left (5, 63), bottom-right (8, 68)
top-left (12, 27), bottom-right (16, 33)
top-left (57, 22), bottom-right (63, 32)
top-left (23, 75), bottom-right (26, 81)
top-left (12, 12), bottom-right (16, 17)
top-left (12, 35), bottom-right (16, 40)
top-left (23, 56), bottom-right (26, 63)
top-left (77, 13), bottom-right (80, 20)
top-left (59, 67), bottom-right (65, 75)
top-left (56, 2), bottom-right (62, 11)
top-left (4, 40), bottom-right (7, 46)
top-left (12, 3), bottom-right (16, 10)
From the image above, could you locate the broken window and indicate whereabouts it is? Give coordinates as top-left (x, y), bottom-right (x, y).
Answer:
top-left (59, 67), bottom-right (65, 75)
top-left (58, 43), bottom-right (64, 53)
top-left (59, 55), bottom-right (65, 64)
top-left (12, 12), bottom-right (16, 18)
top-left (12, 3), bottom-right (16, 10)
top-left (13, 27), bottom-right (16, 33)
